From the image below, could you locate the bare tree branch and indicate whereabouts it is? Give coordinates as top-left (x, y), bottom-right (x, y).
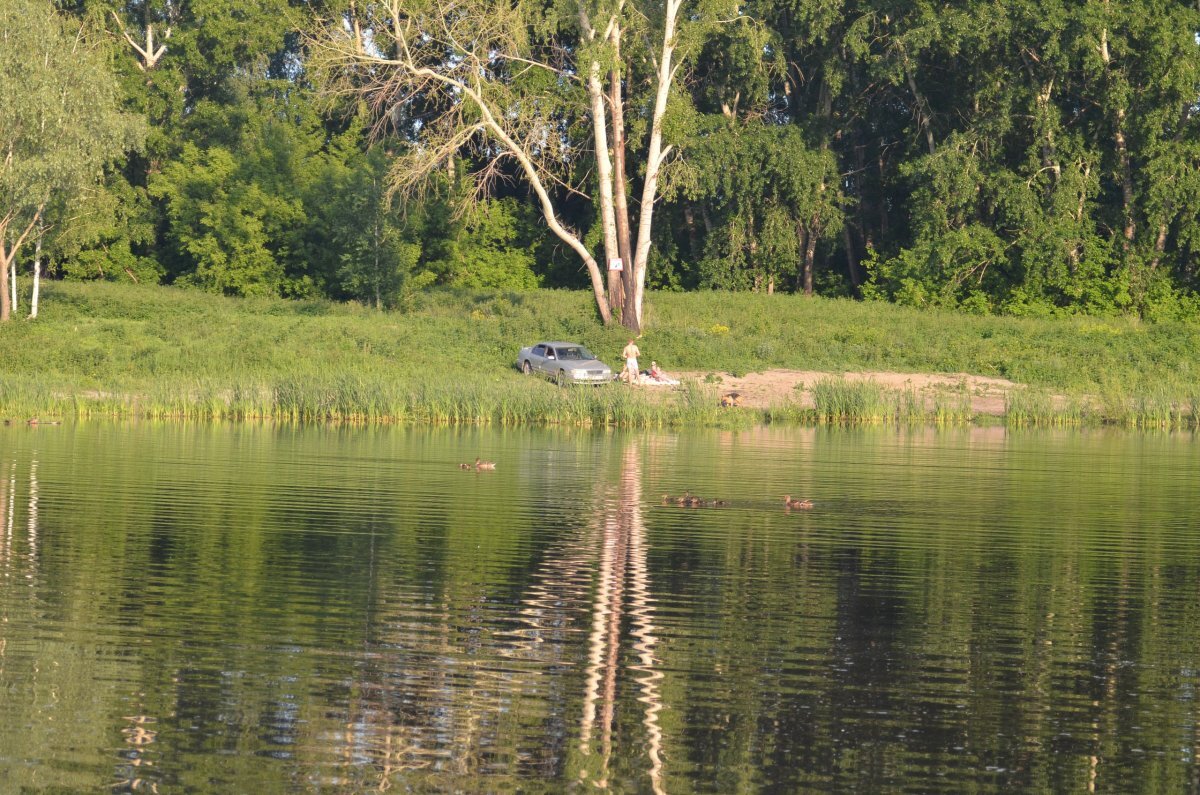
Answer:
top-left (110, 11), bottom-right (170, 71)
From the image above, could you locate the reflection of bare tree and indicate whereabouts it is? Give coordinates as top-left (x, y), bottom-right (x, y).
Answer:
top-left (3, 458), bottom-right (13, 566)
top-left (328, 440), bottom-right (666, 791)
top-left (1, 454), bottom-right (41, 759)
top-left (1, 456), bottom-right (40, 649)
top-left (579, 441), bottom-right (665, 794)
top-left (503, 524), bottom-right (601, 662)
top-left (335, 513), bottom-right (607, 787)
top-left (579, 469), bottom-right (627, 786)
top-left (0, 458), bottom-right (10, 667)
top-left (0, 453), bottom-right (39, 590)
top-left (625, 445), bottom-right (665, 795)
top-left (27, 460), bottom-right (37, 567)
top-left (0, 461), bottom-right (5, 667)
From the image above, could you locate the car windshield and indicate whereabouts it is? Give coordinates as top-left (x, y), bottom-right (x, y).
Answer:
top-left (554, 346), bottom-right (594, 361)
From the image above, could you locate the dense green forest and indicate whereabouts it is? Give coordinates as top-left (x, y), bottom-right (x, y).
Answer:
top-left (4, 0), bottom-right (1200, 327)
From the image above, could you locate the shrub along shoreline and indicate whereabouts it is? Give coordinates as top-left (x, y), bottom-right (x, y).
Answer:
top-left (1, 282), bottom-right (1197, 430)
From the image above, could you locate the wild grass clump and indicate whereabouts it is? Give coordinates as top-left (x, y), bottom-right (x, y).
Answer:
top-left (808, 377), bottom-right (939, 424)
top-left (812, 378), bottom-right (894, 423)
top-left (1109, 386), bottom-right (1199, 430)
top-left (1005, 388), bottom-right (1068, 427)
top-left (0, 375), bottom-right (69, 419)
top-left (930, 383), bottom-right (973, 425)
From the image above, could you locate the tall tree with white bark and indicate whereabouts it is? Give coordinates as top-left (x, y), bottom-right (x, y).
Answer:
top-left (306, 0), bottom-right (734, 331)
top-left (0, 0), bottom-right (143, 321)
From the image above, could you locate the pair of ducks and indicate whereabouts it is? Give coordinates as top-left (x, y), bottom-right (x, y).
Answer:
top-left (664, 493), bottom-right (813, 510)
top-left (662, 492), bottom-right (728, 508)
top-left (459, 457), bottom-right (496, 471)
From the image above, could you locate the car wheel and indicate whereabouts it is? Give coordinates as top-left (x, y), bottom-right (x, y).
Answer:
top-left (556, 369), bottom-right (567, 387)
top-left (522, 360), bottom-right (532, 375)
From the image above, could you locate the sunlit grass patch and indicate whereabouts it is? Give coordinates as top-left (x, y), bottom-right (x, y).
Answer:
top-left (2, 281), bottom-right (1199, 429)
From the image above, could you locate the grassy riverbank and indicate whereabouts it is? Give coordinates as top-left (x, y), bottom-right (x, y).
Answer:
top-left (1, 281), bottom-right (1197, 428)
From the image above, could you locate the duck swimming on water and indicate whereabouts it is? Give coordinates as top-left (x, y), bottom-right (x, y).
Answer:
top-left (783, 495), bottom-right (814, 510)
top-left (661, 491), bottom-right (694, 506)
top-left (474, 458), bottom-right (496, 471)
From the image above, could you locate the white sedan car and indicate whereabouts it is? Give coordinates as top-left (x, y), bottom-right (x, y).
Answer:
top-left (517, 342), bottom-right (614, 385)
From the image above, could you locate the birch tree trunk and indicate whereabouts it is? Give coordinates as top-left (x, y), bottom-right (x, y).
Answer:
top-left (29, 234), bottom-right (41, 319)
top-left (0, 208), bottom-right (42, 323)
top-left (609, 27), bottom-right (634, 319)
top-left (579, 9), bottom-right (623, 317)
top-left (629, 0), bottom-right (683, 333)
top-left (1115, 108), bottom-right (1135, 244)
top-left (1150, 223), bottom-right (1167, 270)
top-left (1070, 161), bottom-right (1091, 270)
top-left (0, 239), bottom-right (9, 323)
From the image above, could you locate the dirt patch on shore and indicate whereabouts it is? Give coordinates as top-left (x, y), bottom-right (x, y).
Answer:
top-left (669, 369), bottom-right (1018, 416)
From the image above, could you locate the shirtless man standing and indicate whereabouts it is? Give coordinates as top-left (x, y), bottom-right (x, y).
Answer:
top-left (621, 339), bottom-right (641, 384)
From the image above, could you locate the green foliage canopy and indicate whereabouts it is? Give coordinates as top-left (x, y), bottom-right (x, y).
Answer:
top-left (0, 0), bottom-right (143, 318)
top-left (4, 0), bottom-right (1199, 322)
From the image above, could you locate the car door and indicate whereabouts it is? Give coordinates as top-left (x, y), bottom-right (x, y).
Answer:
top-left (529, 344), bottom-right (548, 375)
top-left (541, 345), bottom-right (560, 377)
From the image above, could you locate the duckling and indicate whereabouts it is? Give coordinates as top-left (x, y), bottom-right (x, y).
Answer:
top-left (459, 463), bottom-right (473, 470)
top-left (684, 494), bottom-right (704, 508)
top-left (474, 458), bottom-right (496, 471)
top-left (712, 499), bottom-right (729, 508)
top-left (783, 495), bottom-right (814, 510)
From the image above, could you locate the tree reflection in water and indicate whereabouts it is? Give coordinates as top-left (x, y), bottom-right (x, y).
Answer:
top-left (1, 454), bottom-right (39, 623)
top-left (578, 441), bottom-right (664, 794)
top-left (323, 438), bottom-right (667, 792)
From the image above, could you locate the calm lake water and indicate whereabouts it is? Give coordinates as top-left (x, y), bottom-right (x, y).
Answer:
top-left (1, 422), bottom-right (1198, 793)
